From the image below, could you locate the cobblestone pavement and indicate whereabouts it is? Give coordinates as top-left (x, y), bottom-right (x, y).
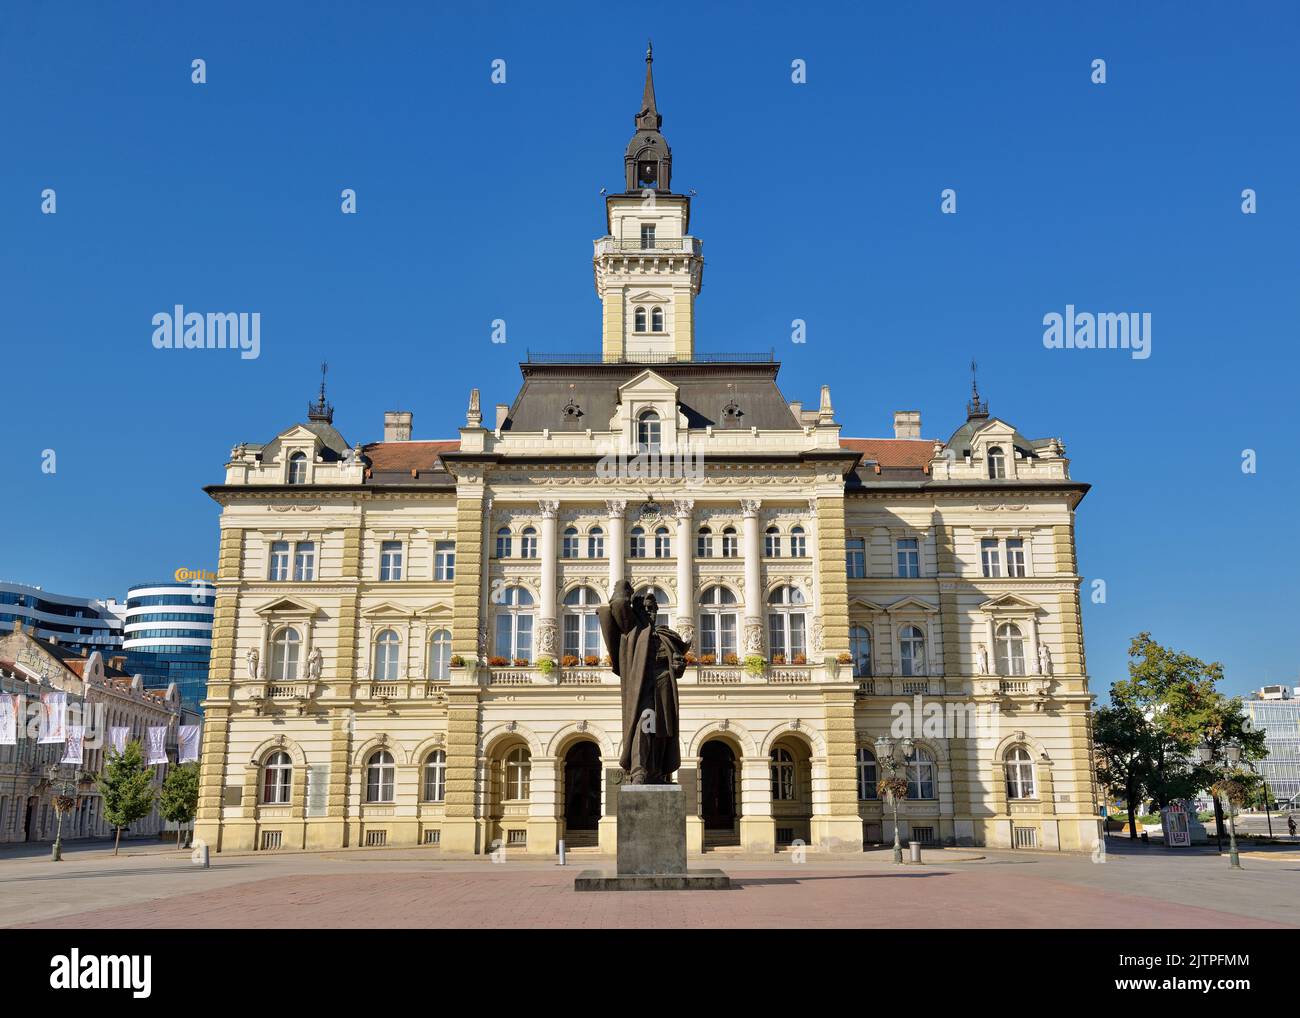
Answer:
top-left (1, 839), bottom-right (1295, 928)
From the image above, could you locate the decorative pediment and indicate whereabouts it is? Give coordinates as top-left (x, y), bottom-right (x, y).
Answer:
top-left (618, 368), bottom-right (678, 400)
top-left (848, 597), bottom-right (887, 613)
top-left (415, 603), bottom-right (453, 619)
top-left (979, 592), bottom-right (1041, 614)
top-left (361, 602), bottom-right (414, 619)
top-left (886, 596), bottom-right (938, 614)
top-left (255, 597), bottom-right (319, 619)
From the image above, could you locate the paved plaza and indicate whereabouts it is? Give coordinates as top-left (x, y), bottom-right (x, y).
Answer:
top-left (1, 838), bottom-right (1296, 929)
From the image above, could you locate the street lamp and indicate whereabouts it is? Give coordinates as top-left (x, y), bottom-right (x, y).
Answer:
top-left (1199, 740), bottom-right (1242, 870)
top-left (875, 736), bottom-right (914, 864)
top-left (46, 763), bottom-right (75, 863)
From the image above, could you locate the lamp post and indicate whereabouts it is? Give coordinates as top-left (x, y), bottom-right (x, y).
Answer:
top-left (875, 736), bottom-right (914, 865)
top-left (46, 763), bottom-right (75, 863)
top-left (1199, 740), bottom-right (1242, 870)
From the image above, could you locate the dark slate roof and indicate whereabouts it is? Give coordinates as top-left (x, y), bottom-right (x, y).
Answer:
top-left (501, 362), bottom-right (801, 433)
top-left (943, 416), bottom-right (1048, 458)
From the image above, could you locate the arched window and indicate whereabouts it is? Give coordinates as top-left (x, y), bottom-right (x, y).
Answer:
top-left (770, 746), bottom-right (796, 801)
top-left (520, 527), bottom-right (538, 559)
top-left (856, 747), bottom-right (878, 800)
top-left (494, 586), bottom-right (534, 662)
top-left (562, 526), bottom-right (580, 559)
top-left (269, 627), bottom-right (300, 681)
top-left (373, 629), bottom-right (400, 681)
top-left (651, 306), bottom-right (664, 332)
top-left (721, 526), bottom-right (738, 558)
top-left (563, 586), bottom-right (602, 659)
top-left (287, 451), bottom-right (307, 485)
top-left (850, 624), bottom-right (873, 678)
top-left (587, 527), bottom-right (605, 558)
top-left (987, 446), bottom-right (1007, 479)
top-left (790, 526), bottom-right (807, 558)
top-left (698, 586), bottom-right (739, 661)
top-left (995, 622), bottom-right (1026, 676)
top-left (262, 751), bottom-right (292, 804)
top-left (654, 526), bottom-right (671, 558)
top-left (766, 585), bottom-right (807, 662)
top-left (637, 410), bottom-right (661, 453)
top-left (505, 746), bottom-right (531, 800)
top-left (898, 625), bottom-right (926, 677)
top-left (427, 629), bottom-right (452, 680)
top-left (635, 586), bottom-right (670, 628)
top-left (366, 750), bottom-right (395, 803)
top-left (423, 750), bottom-right (446, 802)
top-left (906, 748), bottom-right (936, 800)
top-left (495, 527), bottom-right (512, 559)
top-left (634, 306), bottom-right (647, 333)
top-left (1005, 746), bottom-right (1036, 800)
top-left (628, 526), bottom-right (646, 559)
top-left (696, 526), bottom-right (713, 558)
top-left (764, 526), bottom-right (781, 558)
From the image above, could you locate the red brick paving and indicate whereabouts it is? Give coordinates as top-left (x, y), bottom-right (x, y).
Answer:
top-left (14, 865), bottom-right (1290, 929)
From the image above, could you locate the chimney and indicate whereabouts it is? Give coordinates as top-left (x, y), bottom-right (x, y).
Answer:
top-left (893, 410), bottom-right (921, 439)
top-left (495, 404), bottom-right (509, 430)
top-left (788, 400), bottom-right (803, 419)
top-left (383, 411), bottom-right (413, 442)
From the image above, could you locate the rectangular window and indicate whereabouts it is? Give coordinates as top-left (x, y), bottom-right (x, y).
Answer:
top-left (562, 532), bottom-right (579, 559)
top-left (897, 538), bottom-right (920, 578)
top-left (980, 538), bottom-right (1001, 578)
top-left (640, 223), bottom-right (656, 248)
top-left (563, 614), bottom-right (580, 658)
top-left (269, 542), bottom-right (290, 581)
top-left (293, 541), bottom-right (315, 582)
top-left (587, 531), bottom-right (604, 558)
top-left (379, 541), bottom-right (403, 581)
top-left (434, 541), bottom-right (456, 581)
top-left (846, 539), bottom-right (865, 578)
top-left (1006, 538), bottom-right (1026, 577)
top-left (721, 532), bottom-right (738, 558)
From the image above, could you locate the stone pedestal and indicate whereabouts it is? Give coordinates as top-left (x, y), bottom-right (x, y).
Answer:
top-left (575, 784), bottom-right (730, 891)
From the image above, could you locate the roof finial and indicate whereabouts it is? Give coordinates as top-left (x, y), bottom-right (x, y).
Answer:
top-left (967, 359), bottom-right (989, 419)
top-left (641, 39), bottom-right (658, 117)
top-left (308, 361), bottom-right (334, 423)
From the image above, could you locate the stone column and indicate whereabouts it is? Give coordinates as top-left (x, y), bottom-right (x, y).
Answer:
top-left (537, 500), bottom-right (560, 662)
top-left (673, 499), bottom-right (695, 645)
top-left (740, 498), bottom-right (763, 655)
top-left (606, 499), bottom-right (627, 590)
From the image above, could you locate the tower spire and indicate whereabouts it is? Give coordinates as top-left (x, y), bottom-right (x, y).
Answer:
top-left (625, 42), bottom-right (670, 191)
top-left (308, 361), bottom-right (334, 423)
top-left (967, 359), bottom-right (989, 420)
top-left (641, 40), bottom-right (657, 121)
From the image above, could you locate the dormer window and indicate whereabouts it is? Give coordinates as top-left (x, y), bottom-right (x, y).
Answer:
top-left (287, 451), bottom-right (307, 484)
top-left (634, 306), bottom-right (648, 333)
top-left (987, 446), bottom-right (1007, 479)
top-left (651, 306), bottom-right (664, 332)
top-left (637, 410), bottom-right (661, 453)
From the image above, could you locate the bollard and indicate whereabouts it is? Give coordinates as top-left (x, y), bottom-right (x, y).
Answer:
top-left (191, 841), bottom-right (210, 868)
top-left (557, 839), bottom-right (566, 866)
top-left (908, 840), bottom-right (922, 864)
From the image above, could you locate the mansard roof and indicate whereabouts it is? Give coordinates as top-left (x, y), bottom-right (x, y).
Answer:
top-left (261, 419), bottom-right (352, 463)
top-left (501, 360), bottom-right (801, 432)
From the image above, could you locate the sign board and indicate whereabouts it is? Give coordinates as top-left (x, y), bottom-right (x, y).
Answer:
top-left (1163, 801), bottom-right (1191, 847)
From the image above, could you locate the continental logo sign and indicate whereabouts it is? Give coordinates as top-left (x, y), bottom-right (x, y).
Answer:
top-left (174, 568), bottom-right (218, 583)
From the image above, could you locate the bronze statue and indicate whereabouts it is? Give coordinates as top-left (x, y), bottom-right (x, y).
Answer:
top-left (598, 580), bottom-right (689, 784)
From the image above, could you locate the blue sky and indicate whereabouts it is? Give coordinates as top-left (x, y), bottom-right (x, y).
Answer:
top-left (2, 1), bottom-right (1297, 698)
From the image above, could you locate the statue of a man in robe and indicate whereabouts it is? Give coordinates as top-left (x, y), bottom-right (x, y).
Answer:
top-left (598, 580), bottom-right (689, 785)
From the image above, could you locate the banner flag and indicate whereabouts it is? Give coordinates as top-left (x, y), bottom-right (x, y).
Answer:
top-left (110, 727), bottom-right (129, 754)
top-left (38, 692), bottom-right (67, 744)
top-left (62, 725), bottom-right (85, 764)
top-left (0, 694), bottom-right (17, 745)
top-left (146, 726), bottom-right (169, 765)
top-left (178, 725), bottom-right (201, 763)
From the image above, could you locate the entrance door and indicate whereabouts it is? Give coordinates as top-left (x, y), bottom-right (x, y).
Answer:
top-left (24, 797), bottom-right (38, 842)
top-left (701, 741), bottom-right (738, 831)
top-left (563, 742), bottom-right (602, 831)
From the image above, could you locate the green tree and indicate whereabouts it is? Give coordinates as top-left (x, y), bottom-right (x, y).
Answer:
top-left (159, 762), bottom-right (200, 850)
top-left (97, 739), bottom-right (156, 856)
top-left (1093, 695), bottom-right (1156, 839)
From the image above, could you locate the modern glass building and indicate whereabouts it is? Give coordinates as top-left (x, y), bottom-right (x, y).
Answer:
top-left (0, 580), bottom-right (124, 655)
top-left (122, 581), bottom-right (216, 715)
top-left (1246, 686), bottom-right (1300, 806)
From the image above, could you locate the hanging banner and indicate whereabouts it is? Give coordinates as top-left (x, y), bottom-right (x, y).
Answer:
top-left (178, 725), bottom-right (201, 763)
top-left (146, 726), bottom-right (169, 765)
top-left (110, 727), bottom-right (129, 754)
top-left (0, 694), bottom-right (17, 746)
top-left (38, 692), bottom-right (67, 744)
top-left (62, 725), bottom-right (85, 765)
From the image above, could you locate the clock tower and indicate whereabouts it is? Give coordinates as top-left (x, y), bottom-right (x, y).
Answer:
top-left (595, 43), bottom-right (704, 363)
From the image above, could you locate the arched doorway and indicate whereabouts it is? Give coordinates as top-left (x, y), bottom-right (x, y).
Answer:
top-left (563, 742), bottom-right (602, 842)
top-left (24, 796), bottom-right (38, 841)
top-left (700, 740), bottom-right (739, 845)
top-left (770, 736), bottom-right (813, 847)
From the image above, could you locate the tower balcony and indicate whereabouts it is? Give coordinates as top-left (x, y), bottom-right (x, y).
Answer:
top-left (595, 235), bottom-right (702, 256)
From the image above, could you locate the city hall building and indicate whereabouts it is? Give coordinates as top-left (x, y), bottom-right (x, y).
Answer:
top-left (195, 51), bottom-right (1100, 856)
